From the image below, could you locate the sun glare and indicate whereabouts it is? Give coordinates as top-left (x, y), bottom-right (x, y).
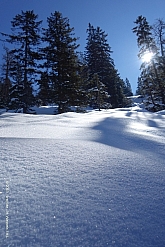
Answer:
top-left (142, 52), bottom-right (153, 63)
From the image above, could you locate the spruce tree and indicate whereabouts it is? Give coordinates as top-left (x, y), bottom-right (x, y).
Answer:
top-left (8, 55), bottom-right (25, 111)
top-left (87, 73), bottom-right (110, 110)
top-left (76, 52), bottom-right (89, 108)
top-left (85, 24), bottom-right (114, 85)
top-left (0, 47), bottom-right (12, 108)
top-left (153, 19), bottom-right (165, 106)
top-left (37, 71), bottom-right (52, 105)
top-left (42, 11), bottom-right (80, 113)
top-left (133, 16), bottom-right (165, 111)
top-left (123, 78), bottom-right (133, 96)
top-left (85, 23), bottom-right (126, 108)
top-left (1, 10), bottom-right (42, 113)
top-left (136, 77), bottom-right (144, 95)
top-left (0, 81), bottom-right (3, 107)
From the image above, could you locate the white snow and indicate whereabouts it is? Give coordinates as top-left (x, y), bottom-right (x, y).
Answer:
top-left (0, 101), bottom-right (165, 247)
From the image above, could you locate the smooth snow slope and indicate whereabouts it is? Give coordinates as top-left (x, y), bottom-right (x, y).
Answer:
top-left (0, 105), bottom-right (165, 247)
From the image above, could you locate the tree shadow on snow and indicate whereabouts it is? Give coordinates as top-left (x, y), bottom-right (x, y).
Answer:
top-left (91, 116), bottom-right (164, 157)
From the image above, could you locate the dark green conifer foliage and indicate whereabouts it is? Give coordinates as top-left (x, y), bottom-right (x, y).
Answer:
top-left (42, 11), bottom-right (80, 113)
top-left (1, 10), bottom-right (42, 113)
top-left (85, 24), bottom-right (114, 84)
top-left (133, 16), bottom-right (165, 111)
top-left (88, 73), bottom-right (110, 110)
top-left (0, 47), bottom-right (12, 108)
top-left (0, 81), bottom-right (4, 107)
top-left (123, 78), bottom-right (133, 96)
top-left (85, 23), bottom-right (126, 108)
top-left (8, 56), bottom-right (25, 111)
top-left (153, 19), bottom-right (165, 106)
top-left (136, 77), bottom-right (144, 95)
top-left (37, 71), bottom-right (52, 105)
top-left (76, 52), bottom-right (89, 107)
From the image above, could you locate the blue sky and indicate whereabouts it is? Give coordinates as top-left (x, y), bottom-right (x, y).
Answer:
top-left (0, 0), bottom-right (165, 93)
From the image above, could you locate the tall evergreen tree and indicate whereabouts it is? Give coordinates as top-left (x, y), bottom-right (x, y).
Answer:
top-left (0, 47), bottom-right (12, 107)
top-left (133, 16), bottom-right (165, 111)
top-left (123, 78), bottom-right (133, 96)
top-left (85, 23), bottom-right (126, 108)
top-left (136, 76), bottom-right (144, 95)
top-left (153, 19), bottom-right (165, 106)
top-left (42, 11), bottom-right (81, 113)
top-left (1, 10), bottom-right (42, 113)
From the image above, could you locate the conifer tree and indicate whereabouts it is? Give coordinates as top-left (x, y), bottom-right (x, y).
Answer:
top-left (153, 19), bottom-right (165, 106)
top-left (1, 10), bottom-right (42, 113)
top-left (8, 55), bottom-right (25, 111)
top-left (87, 73), bottom-right (110, 110)
top-left (133, 16), bottom-right (165, 111)
top-left (85, 23), bottom-right (126, 108)
top-left (0, 47), bottom-right (12, 108)
top-left (136, 77), bottom-right (144, 95)
top-left (123, 78), bottom-right (133, 96)
top-left (42, 11), bottom-right (81, 113)
top-left (37, 71), bottom-right (52, 105)
top-left (76, 52), bottom-right (89, 107)
top-left (0, 81), bottom-right (3, 107)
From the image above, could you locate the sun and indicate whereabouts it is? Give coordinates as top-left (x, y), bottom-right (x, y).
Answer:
top-left (142, 51), bottom-right (153, 63)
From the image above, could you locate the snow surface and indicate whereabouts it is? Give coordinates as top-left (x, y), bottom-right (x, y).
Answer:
top-left (0, 101), bottom-right (165, 247)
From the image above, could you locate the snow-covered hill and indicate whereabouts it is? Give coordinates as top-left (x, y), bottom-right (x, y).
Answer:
top-left (0, 101), bottom-right (165, 247)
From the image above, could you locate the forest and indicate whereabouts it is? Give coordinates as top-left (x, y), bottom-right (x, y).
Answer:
top-left (0, 11), bottom-right (165, 113)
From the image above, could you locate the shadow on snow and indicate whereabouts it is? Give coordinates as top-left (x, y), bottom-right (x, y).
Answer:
top-left (91, 115), bottom-right (164, 158)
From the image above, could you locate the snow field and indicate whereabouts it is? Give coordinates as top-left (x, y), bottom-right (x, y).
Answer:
top-left (0, 105), bottom-right (165, 246)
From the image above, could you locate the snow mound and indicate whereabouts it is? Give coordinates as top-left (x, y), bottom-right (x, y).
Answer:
top-left (157, 109), bottom-right (165, 115)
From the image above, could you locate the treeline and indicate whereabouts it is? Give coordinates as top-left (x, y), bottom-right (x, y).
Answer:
top-left (133, 16), bottom-right (165, 112)
top-left (0, 10), bottom-right (132, 114)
